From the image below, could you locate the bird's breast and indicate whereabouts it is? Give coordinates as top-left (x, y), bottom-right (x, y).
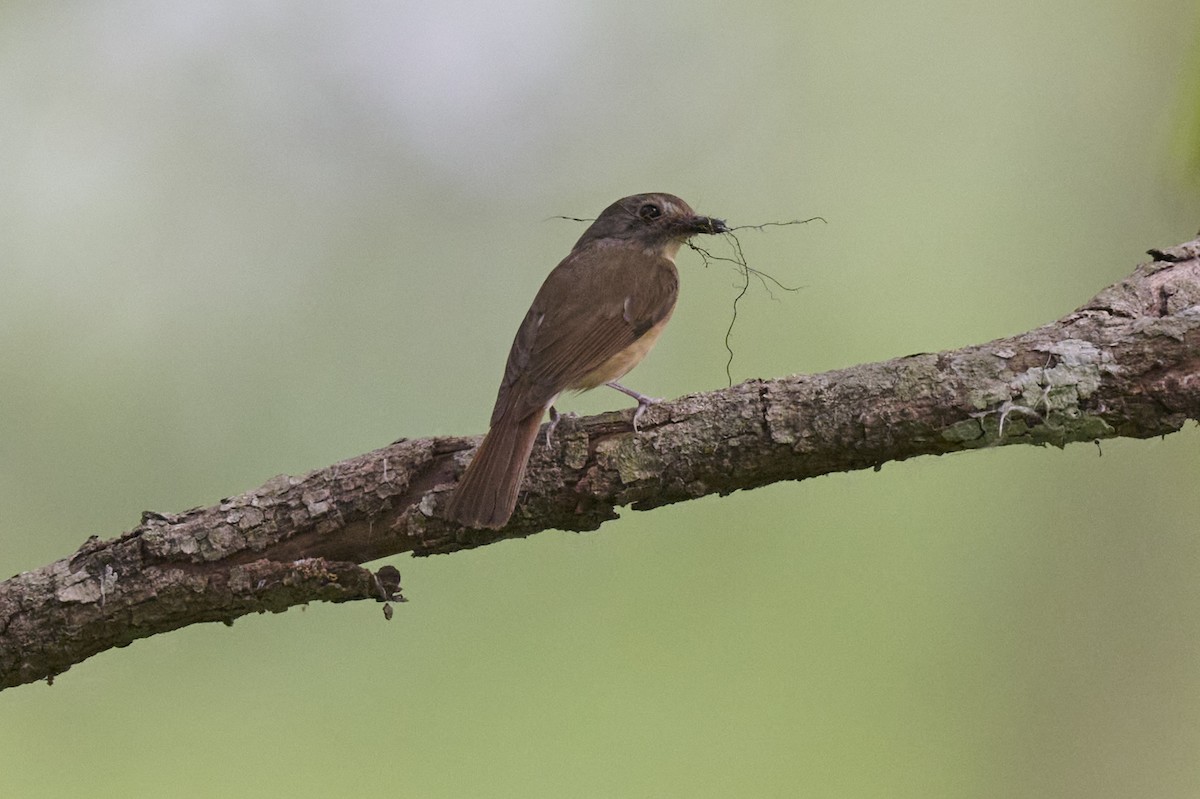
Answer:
top-left (569, 311), bottom-right (674, 390)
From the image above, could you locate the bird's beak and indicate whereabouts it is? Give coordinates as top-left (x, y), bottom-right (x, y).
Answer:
top-left (687, 215), bottom-right (728, 236)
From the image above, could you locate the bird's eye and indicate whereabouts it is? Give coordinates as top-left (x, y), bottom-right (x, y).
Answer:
top-left (638, 203), bottom-right (662, 220)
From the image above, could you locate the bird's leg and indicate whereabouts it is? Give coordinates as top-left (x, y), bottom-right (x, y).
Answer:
top-left (606, 382), bottom-right (661, 433)
top-left (544, 405), bottom-right (560, 448)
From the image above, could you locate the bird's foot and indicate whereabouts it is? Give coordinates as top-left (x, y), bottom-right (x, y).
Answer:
top-left (606, 382), bottom-right (661, 433)
top-left (544, 406), bottom-right (560, 449)
top-left (544, 406), bottom-right (579, 447)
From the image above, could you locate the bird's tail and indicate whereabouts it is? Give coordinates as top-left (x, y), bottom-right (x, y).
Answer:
top-left (445, 411), bottom-right (543, 529)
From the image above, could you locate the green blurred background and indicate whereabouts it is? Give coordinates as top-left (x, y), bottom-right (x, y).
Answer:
top-left (3, 2), bottom-right (1200, 796)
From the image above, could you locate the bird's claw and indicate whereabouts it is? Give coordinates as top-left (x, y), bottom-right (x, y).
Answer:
top-left (630, 396), bottom-right (662, 433)
top-left (607, 381), bottom-right (661, 433)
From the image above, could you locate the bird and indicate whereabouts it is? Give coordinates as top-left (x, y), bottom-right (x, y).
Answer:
top-left (444, 192), bottom-right (728, 530)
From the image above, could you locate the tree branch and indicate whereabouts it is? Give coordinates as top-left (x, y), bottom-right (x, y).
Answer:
top-left (3, 237), bottom-right (1200, 690)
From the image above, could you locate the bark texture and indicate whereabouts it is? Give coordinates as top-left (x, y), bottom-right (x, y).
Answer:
top-left (3, 238), bottom-right (1200, 690)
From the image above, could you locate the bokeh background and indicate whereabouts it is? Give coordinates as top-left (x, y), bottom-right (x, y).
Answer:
top-left (3, 2), bottom-right (1200, 797)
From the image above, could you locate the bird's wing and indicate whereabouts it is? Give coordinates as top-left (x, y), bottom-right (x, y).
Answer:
top-left (490, 245), bottom-right (679, 425)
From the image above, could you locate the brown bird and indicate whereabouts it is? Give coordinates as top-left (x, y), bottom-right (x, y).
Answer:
top-left (445, 192), bottom-right (727, 529)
